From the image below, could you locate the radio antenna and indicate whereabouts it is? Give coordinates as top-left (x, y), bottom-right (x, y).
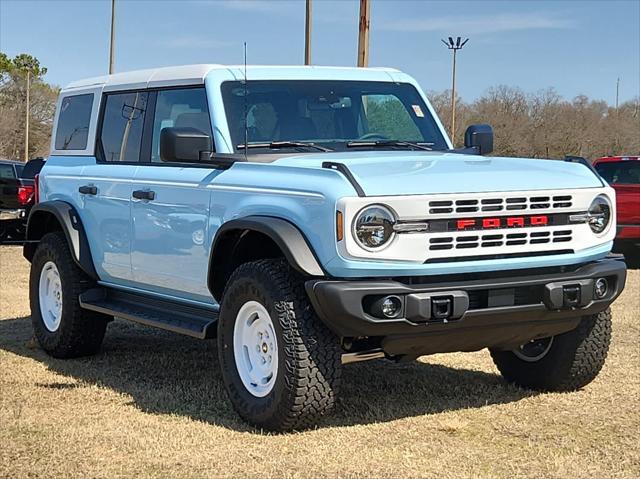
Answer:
top-left (243, 42), bottom-right (248, 160)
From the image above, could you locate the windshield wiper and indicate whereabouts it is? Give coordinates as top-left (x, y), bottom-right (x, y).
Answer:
top-left (236, 141), bottom-right (332, 152)
top-left (346, 140), bottom-right (433, 151)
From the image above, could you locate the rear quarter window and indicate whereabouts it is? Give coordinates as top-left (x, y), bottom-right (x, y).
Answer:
top-left (55, 94), bottom-right (94, 150)
top-left (0, 164), bottom-right (16, 180)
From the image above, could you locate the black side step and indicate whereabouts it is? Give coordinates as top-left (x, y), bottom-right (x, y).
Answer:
top-left (79, 288), bottom-right (218, 339)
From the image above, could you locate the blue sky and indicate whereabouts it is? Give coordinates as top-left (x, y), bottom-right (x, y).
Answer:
top-left (1, 0), bottom-right (638, 104)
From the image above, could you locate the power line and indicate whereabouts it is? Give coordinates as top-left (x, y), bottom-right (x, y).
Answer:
top-left (357, 0), bottom-right (370, 67)
top-left (305, 0), bottom-right (312, 65)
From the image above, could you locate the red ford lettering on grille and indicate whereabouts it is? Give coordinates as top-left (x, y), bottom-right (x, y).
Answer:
top-left (530, 215), bottom-right (548, 226)
top-left (456, 219), bottom-right (476, 230)
top-left (455, 215), bottom-right (549, 230)
top-left (482, 218), bottom-right (501, 229)
top-left (507, 217), bottom-right (525, 227)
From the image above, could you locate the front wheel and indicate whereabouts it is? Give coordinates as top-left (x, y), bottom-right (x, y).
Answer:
top-left (490, 309), bottom-right (612, 391)
top-left (217, 259), bottom-right (342, 432)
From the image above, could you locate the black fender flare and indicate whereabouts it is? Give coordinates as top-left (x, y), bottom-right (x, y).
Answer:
top-left (208, 216), bottom-right (325, 298)
top-left (23, 201), bottom-right (98, 280)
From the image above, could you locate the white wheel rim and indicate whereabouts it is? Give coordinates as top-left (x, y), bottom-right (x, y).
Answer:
top-left (233, 301), bottom-right (278, 397)
top-left (39, 261), bottom-right (63, 332)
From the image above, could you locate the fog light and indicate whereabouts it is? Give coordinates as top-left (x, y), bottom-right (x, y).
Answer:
top-left (594, 278), bottom-right (608, 299)
top-left (381, 296), bottom-right (402, 318)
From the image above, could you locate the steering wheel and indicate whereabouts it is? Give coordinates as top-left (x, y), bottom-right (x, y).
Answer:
top-left (358, 133), bottom-right (390, 141)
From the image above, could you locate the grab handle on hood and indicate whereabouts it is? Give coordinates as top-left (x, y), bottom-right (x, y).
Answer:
top-left (322, 162), bottom-right (366, 197)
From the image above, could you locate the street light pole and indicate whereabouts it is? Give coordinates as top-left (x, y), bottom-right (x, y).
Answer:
top-left (442, 36), bottom-right (468, 143)
top-left (24, 70), bottom-right (30, 162)
top-left (109, 0), bottom-right (116, 74)
top-left (450, 47), bottom-right (457, 140)
top-left (304, 0), bottom-right (312, 65)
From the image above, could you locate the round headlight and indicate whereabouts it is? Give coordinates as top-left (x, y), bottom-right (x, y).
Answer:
top-left (353, 205), bottom-right (396, 249)
top-left (587, 195), bottom-right (612, 234)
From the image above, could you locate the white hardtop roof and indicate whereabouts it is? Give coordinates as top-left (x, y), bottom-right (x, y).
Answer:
top-left (63, 64), bottom-right (403, 92)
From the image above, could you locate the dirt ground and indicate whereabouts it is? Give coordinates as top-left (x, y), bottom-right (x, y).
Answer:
top-left (1, 245), bottom-right (638, 479)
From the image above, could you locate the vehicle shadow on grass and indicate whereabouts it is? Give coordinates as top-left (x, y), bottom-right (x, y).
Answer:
top-left (0, 316), bottom-right (535, 433)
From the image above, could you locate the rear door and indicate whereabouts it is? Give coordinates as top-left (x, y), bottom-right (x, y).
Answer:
top-left (130, 87), bottom-right (218, 304)
top-left (80, 90), bottom-right (149, 283)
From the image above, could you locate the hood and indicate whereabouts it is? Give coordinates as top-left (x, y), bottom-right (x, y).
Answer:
top-left (272, 151), bottom-right (604, 196)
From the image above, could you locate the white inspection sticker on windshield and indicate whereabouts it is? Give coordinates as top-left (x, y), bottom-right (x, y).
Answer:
top-left (412, 104), bottom-right (425, 117)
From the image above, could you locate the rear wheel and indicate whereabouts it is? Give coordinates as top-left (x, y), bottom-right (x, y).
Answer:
top-left (30, 231), bottom-right (109, 358)
top-left (490, 309), bottom-right (612, 391)
top-left (218, 259), bottom-right (342, 431)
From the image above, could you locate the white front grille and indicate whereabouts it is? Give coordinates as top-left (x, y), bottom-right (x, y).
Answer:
top-left (428, 194), bottom-right (573, 214)
top-left (428, 229), bottom-right (573, 252)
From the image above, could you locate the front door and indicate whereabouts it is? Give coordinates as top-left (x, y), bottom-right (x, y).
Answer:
top-left (130, 87), bottom-right (219, 305)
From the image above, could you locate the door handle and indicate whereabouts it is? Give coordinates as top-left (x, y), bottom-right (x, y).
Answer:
top-left (79, 185), bottom-right (97, 195)
top-left (132, 190), bottom-right (156, 201)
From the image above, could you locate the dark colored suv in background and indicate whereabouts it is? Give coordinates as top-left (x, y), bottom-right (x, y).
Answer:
top-left (0, 158), bottom-right (45, 241)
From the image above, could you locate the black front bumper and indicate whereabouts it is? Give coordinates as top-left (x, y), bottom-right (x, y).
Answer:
top-left (305, 257), bottom-right (627, 356)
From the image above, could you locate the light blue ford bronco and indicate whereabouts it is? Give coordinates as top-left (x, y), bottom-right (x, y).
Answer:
top-left (25, 65), bottom-right (626, 431)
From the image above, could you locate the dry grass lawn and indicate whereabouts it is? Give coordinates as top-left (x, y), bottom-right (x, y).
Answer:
top-left (1, 245), bottom-right (639, 478)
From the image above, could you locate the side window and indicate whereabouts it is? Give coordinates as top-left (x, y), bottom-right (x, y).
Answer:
top-left (151, 88), bottom-right (212, 162)
top-left (99, 91), bottom-right (148, 162)
top-left (55, 94), bottom-right (93, 150)
top-left (361, 94), bottom-right (421, 141)
top-left (0, 164), bottom-right (16, 180)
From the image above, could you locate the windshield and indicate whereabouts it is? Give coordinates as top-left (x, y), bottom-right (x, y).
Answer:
top-left (595, 161), bottom-right (640, 185)
top-left (221, 80), bottom-right (448, 153)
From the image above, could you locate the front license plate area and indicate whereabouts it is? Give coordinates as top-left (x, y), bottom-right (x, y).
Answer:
top-left (488, 288), bottom-right (515, 308)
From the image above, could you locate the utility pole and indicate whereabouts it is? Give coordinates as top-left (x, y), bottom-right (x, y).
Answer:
top-left (304, 0), bottom-right (312, 65)
top-left (24, 70), bottom-right (30, 162)
top-left (109, 0), bottom-right (116, 74)
top-left (357, 0), bottom-right (370, 67)
top-left (615, 77), bottom-right (620, 115)
top-left (442, 36), bottom-right (468, 143)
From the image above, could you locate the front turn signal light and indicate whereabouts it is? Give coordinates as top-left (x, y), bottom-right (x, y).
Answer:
top-left (336, 210), bottom-right (344, 242)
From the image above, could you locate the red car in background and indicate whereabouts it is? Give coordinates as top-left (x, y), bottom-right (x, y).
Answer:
top-left (593, 156), bottom-right (640, 261)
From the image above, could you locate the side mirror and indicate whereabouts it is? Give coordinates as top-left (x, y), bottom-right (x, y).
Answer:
top-left (160, 127), bottom-right (212, 162)
top-left (464, 124), bottom-right (493, 155)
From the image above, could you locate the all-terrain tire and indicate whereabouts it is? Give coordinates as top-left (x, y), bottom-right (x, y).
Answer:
top-left (217, 259), bottom-right (342, 432)
top-left (30, 231), bottom-right (109, 358)
top-left (490, 308), bottom-right (612, 391)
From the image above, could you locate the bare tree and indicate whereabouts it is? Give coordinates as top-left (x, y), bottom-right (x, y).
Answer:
top-left (429, 86), bottom-right (640, 159)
